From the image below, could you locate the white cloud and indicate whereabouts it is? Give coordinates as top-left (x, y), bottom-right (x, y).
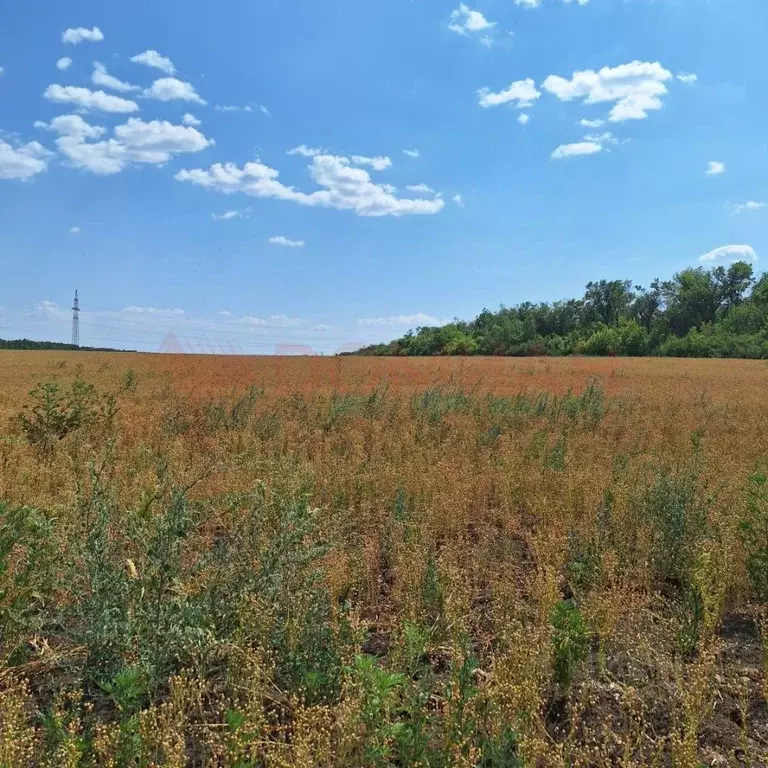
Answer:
top-left (551, 140), bottom-right (602, 159)
top-left (123, 306), bottom-right (184, 315)
top-left (176, 153), bottom-right (445, 217)
top-left (733, 201), bottom-right (766, 214)
top-left (478, 78), bottom-right (540, 109)
top-left (706, 160), bottom-right (725, 176)
top-left (288, 145), bottom-right (325, 157)
top-left (561, 0), bottom-right (589, 4)
top-left (143, 77), bottom-right (206, 105)
top-left (518, 113), bottom-right (530, 125)
top-left (351, 155), bottom-right (392, 171)
top-left (182, 113), bottom-right (201, 126)
top-left (212, 210), bottom-right (243, 220)
top-left (44, 84), bottom-right (139, 113)
top-left (62, 27), bottom-right (104, 45)
top-left (0, 140), bottom-right (51, 180)
top-left (35, 114), bottom-right (106, 139)
top-left (449, 4), bottom-right (496, 35)
top-left (515, 0), bottom-right (540, 7)
top-left (239, 314), bottom-right (299, 328)
top-left (542, 60), bottom-right (673, 122)
top-left (452, 194), bottom-right (464, 207)
top-left (269, 236), bottom-right (305, 247)
top-left (406, 183), bottom-right (435, 194)
top-left (56, 57), bottom-right (72, 71)
top-left (69, 226), bottom-right (82, 234)
top-left (0, 66), bottom-right (4, 77)
top-left (699, 244), bottom-right (757, 263)
top-left (215, 103), bottom-right (268, 114)
top-left (403, 148), bottom-right (420, 158)
top-left (92, 62), bottom-right (139, 93)
top-left (130, 50), bottom-right (176, 75)
top-left (676, 73), bottom-right (698, 84)
top-left (579, 118), bottom-right (605, 128)
top-left (358, 313), bottom-right (447, 327)
top-left (218, 310), bottom-right (233, 317)
top-left (46, 115), bottom-right (212, 175)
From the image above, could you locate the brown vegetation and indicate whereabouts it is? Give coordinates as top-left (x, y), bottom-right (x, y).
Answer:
top-left (1, 351), bottom-right (768, 766)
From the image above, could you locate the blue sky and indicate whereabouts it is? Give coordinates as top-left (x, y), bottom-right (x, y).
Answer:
top-left (1, 0), bottom-right (766, 353)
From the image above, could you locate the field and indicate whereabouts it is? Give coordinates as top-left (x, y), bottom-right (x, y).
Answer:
top-left (1, 351), bottom-right (768, 767)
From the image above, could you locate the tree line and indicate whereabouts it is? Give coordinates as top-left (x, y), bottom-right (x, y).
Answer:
top-left (0, 339), bottom-right (128, 352)
top-left (353, 261), bottom-right (768, 358)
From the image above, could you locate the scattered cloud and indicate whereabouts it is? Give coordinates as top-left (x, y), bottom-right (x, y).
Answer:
top-left (69, 226), bottom-right (82, 234)
top-left (579, 118), bottom-right (605, 128)
top-left (358, 313), bottom-right (447, 327)
top-left (41, 114), bottom-right (213, 175)
top-left (542, 60), bottom-right (673, 122)
top-left (0, 139), bottom-right (51, 180)
top-left (44, 84), bottom-right (139, 113)
top-left (123, 306), bottom-right (184, 315)
top-left (406, 183), bottom-right (435, 194)
top-left (449, 4), bottom-right (496, 35)
top-left (478, 78), bottom-right (540, 109)
top-left (676, 73), bottom-right (698, 84)
top-left (699, 244), bottom-right (757, 263)
top-left (733, 201), bottom-right (766, 214)
top-left (143, 77), bottom-right (206, 105)
top-left (561, 0), bottom-right (590, 5)
top-left (211, 210), bottom-right (244, 220)
top-left (515, 0), bottom-right (541, 7)
top-left (0, 66), bottom-right (4, 77)
top-left (176, 153), bottom-right (445, 217)
top-left (269, 236), bottom-right (305, 247)
top-left (518, 113), bottom-right (530, 125)
top-left (92, 61), bottom-right (139, 93)
top-left (551, 140), bottom-right (602, 159)
top-left (214, 103), bottom-right (269, 115)
top-left (56, 57), bottom-right (72, 71)
top-left (218, 310), bottom-right (233, 317)
top-left (706, 160), bottom-right (725, 176)
top-left (351, 155), bottom-right (392, 171)
top-left (288, 145), bottom-right (325, 157)
top-left (403, 148), bottom-right (420, 158)
top-left (452, 194), bottom-right (464, 207)
top-left (239, 314), bottom-right (300, 328)
top-left (182, 113), bottom-right (201, 126)
top-left (130, 50), bottom-right (176, 75)
top-left (62, 27), bottom-right (104, 45)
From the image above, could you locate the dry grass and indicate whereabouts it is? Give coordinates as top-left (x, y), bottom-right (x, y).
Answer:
top-left (1, 351), bottom-right (768, 766)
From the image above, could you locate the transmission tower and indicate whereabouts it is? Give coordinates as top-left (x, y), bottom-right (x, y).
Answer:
top-left (71, 290), bottom-right (80, 347)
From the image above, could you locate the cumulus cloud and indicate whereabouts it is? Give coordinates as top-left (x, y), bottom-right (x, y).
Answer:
top-left (449, 4), bottom-right (496, 34)
top-left (287, 145), bottom-right (325, 157)
top-left (62, 27), bottom-right (104, 45)
top-left (42, 114), bottom-right (213, 175)
top-left (706, 161), bottom-right (725, 176)
top-left (699, 244), bottom-right (757, 263)
top-left (143, 77), bottom-right (206, 105)
top-left (677, 73), bottom-right (698, 84)
top-left (452, 194), bottom-right (464, 207)
top-left (182, 113), bottom-right (201, 126)
top-left (130, 50), bottom-right (176, 75)
top-left (518, 113), bottom-right (530, 125)
top-left (403, 148), bottom-right (420, 158)
top-left (44, 84), bottom-right (139, 113)
top-left (56, 57), bottom-right (72, 71)
top-left (176, 153), bottom-right (444, 218)
top-left (733, 201), bottom-right (766, 214)
top-left (358, 313), bottom-right (447, 327)
top-left (515, 0), bottom-right (541, 6)
top-left (478, 78), bottom-right (540, 109)
top-left (551, 140), bottom-right (602, 159)
top-left (542, 60), bottom-right (673, 122)
top-left (350, 155), bottom-right (392, 171)
top-left (580, 118), bottom-right (605, 128)
top-left (92, 61), bottom-right (139, 93)
top-left (69, 226), bottom-right (82, 234)
top-left (0, 140), bottom-right (51, 180)
top-left (269, 236), bottom-right (305, 247)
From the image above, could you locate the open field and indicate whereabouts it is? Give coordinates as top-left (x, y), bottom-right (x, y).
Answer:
top-left (1, 352), bottom-right (768, 766)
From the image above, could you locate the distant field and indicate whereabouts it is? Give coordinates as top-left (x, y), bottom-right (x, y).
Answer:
top-left (1, 351), bottom-right (768, 766)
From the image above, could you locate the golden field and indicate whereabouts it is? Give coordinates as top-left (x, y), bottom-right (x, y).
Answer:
top-left (1, 351), bottom-right (768, 767)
